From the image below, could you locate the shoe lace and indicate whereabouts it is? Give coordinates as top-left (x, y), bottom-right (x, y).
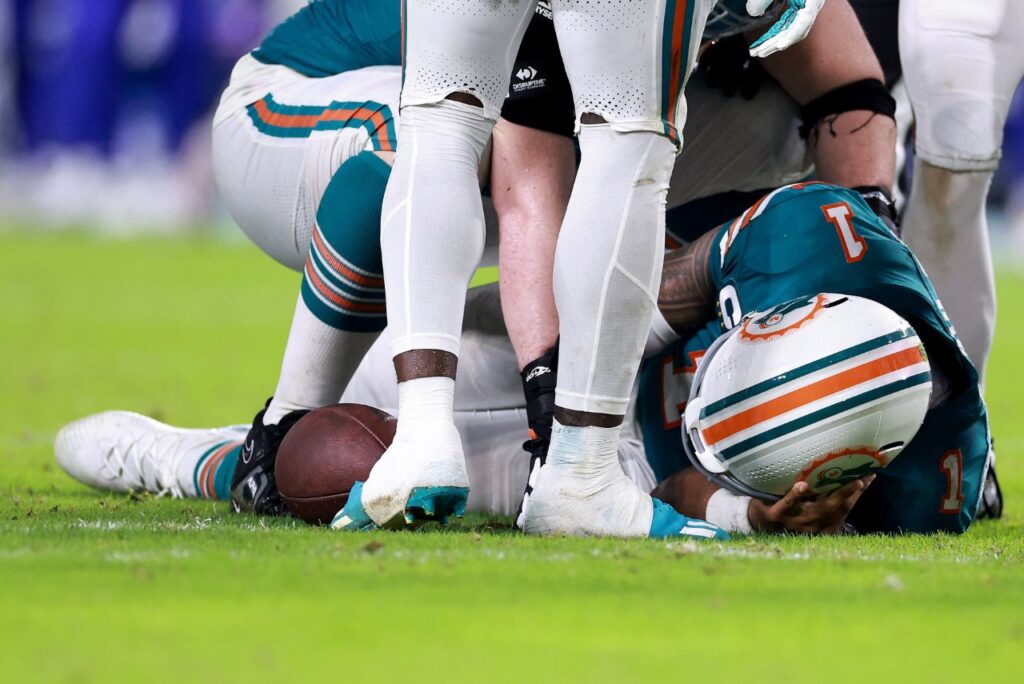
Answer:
top-left (101, 430), bottom-right (188, 498)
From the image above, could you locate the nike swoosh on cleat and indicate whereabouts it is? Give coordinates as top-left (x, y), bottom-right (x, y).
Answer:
top-left (241, 438), bottom-right (255, 464)
top-left (682, 525), bottom-right (720, 539)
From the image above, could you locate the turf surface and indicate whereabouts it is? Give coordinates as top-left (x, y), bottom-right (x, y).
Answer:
top-left (2, 232), bottom-right (1022, 682)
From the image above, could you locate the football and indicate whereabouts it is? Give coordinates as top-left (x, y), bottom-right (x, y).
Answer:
top-left (275, 404), bottom-right (396, 525)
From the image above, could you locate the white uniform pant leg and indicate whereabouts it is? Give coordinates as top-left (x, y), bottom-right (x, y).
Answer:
top-left (549, 0), bottom-right (715, 415)
top-left (212, 57), bottom-right (402, 270)
top-left (898, 0), bottom-right (1024, 383)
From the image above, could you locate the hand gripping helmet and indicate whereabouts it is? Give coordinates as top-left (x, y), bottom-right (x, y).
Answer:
top-left (683, 293), bottom-right (932, 501)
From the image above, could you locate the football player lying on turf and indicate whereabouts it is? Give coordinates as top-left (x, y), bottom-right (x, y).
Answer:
top-left (213, 0), bottom-right (896, 521)
top-left (56, 182), bottom-right (992, 535)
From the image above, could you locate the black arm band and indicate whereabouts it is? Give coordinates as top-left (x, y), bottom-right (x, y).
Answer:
top-left (799, 78), bottom-right (895, 139)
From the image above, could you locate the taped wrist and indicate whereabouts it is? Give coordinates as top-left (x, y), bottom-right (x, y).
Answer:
top-left (799, 78), bottom-right (895, 139)
top-left (853, 184), bottom-right (900, 233)
top-left (704, 488), bottom-right (754, 534)
top-left (521, 344), bottom-right (559, 446)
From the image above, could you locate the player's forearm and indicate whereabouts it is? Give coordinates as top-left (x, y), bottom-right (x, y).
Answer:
top-left (656, 228), bottom-right (717, 336)
top-left (807, 112), bottom-right (895, 190)
top-left (652, 469), bottom-right (756, 534)
top-left (757, 0), bottom-right (895, 190)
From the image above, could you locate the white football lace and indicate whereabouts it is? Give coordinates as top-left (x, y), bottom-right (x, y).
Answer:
top-left (101, 429), bottom-right (188, 498)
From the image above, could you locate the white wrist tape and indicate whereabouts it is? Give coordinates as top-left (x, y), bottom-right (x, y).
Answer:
top-left (704, 488), bottom-right (754, 534)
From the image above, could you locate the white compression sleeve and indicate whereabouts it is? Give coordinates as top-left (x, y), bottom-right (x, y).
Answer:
top-left (901, 161), bottom-right (996, 385)
top-left (554, 126), bottom-right (676, 415)
top-left (380, 100), bottom-right (494, 358)
top-left (644, 307), bottom-right (681, 359)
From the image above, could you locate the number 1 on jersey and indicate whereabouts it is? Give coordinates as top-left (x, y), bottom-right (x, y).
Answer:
top-left (939, 449), bottom-right (964, 514)
top-left (822, 202), bottom-right (867, 263)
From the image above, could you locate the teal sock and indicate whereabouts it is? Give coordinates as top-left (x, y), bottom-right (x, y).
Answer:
top-left (301, 151), bottom-right (390, 333)
top-left (193, 442), bottom-right (243, 500)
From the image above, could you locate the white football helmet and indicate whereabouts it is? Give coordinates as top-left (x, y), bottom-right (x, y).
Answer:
top-left (683, 293), bottom-right (932, 500)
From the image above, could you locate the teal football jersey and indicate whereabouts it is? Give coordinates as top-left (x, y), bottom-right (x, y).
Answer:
top-left (637, 183), bottom-right (989, 533)
top-left (252, 0), bottom-right (402, 78)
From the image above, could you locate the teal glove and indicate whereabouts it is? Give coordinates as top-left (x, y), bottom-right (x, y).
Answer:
top-left (746, 0), bottom-right (826, 59)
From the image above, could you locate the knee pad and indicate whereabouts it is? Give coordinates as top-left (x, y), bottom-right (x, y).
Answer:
top-left (301, 152), bottom-right (390, 333)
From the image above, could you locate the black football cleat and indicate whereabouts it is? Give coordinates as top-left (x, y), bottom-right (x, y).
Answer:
top-left (976, 461), bottom-right (1004, 521)
top-left (230, 399), bottom-right (309, 516)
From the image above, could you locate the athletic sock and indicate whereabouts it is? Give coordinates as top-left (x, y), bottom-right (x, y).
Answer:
top-left (265, 152), bottom-right (391, 425)
top-left (189, 441), bottom-right (243, 500)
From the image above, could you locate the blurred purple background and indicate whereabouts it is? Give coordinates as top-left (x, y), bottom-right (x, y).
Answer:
top-left (0, 0), bottom-right (304, 231)
top-left (1, 0), bottom-right (1023, 252)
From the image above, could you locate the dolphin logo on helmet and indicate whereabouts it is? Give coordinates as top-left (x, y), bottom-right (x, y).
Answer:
top-left (682, 293), bottom-right (933, 501)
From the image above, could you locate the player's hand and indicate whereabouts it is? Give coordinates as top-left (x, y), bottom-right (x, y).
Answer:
top-left (746, 0), bottom-right (826, 59)
top-left (698, 35), bottom-right (768, 100)
top-left (748, 475), bottom-right (874, 535)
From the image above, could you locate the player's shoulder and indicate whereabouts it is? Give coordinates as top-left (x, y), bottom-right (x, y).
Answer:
top-left (755, 182), bottom-right (863, 215)
top-left (716, 183), bottom-right (869, 262)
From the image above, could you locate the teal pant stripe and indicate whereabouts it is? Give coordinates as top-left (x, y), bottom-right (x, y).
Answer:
top-left (246, 96), bottom-right (396, 150)
top-left (701, 330), bottom-right (916, 419)
top-left (718, 371), bottom-right (933, 460)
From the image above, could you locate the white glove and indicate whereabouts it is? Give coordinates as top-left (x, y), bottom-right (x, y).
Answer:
top-left (746, 0), bottom-right (826, 59)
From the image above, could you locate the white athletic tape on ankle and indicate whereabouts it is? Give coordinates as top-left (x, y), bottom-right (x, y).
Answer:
top-left (547, 420), bottom-right (622, 469)
top-left (397, 376), bottom-right (456, 425)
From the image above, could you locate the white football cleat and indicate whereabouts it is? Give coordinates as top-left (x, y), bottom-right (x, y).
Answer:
top-left (521, 423), bottom-right (729, 540)
top-left (55, 411), bottom-right (248, 498)
top-left (331, 421), bottom-right (469, 530)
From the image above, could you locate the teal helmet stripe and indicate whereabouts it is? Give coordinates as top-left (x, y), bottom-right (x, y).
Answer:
top-left (700, 329), bottom-right (915, 420)
top-left (716, 371), bottom-right (932, 461)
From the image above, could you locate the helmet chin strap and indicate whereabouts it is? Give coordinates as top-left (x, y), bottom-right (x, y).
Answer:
top-left (680, 325), bottom-right (784, 503)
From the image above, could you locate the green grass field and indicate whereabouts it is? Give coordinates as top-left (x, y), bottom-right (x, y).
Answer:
top-left (2, 232), bottom-right (1022, 683)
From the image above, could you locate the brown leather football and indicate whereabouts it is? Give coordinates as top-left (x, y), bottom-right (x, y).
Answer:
top-left (275, 403), bottom-right (396, 525)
